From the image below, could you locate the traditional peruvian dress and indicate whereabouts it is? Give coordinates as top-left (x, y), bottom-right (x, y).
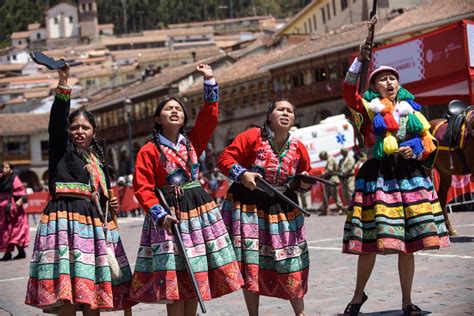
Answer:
top-left (342, 58), bottom-right (450, 254)
top-left (218, 127), bottom-right (311, 300)
top-left (25, 86), bottom-right (134, 312)
top-left (0, 173), bottom-right (29, 254)
top-left (130, 82), bottom-right (243, 303)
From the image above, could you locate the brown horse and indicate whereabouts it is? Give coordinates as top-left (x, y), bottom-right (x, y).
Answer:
top-left (429, 106), bottom-right (474, 236)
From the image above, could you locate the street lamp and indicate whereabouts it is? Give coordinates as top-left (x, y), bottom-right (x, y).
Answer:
top-left (124, 98), bottom-right (135, 174)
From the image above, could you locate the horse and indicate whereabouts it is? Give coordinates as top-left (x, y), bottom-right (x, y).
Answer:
top-left (429, 104), bottom-right (474, 236)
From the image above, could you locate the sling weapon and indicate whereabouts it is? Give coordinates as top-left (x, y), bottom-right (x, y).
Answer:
top-left (358, 0), bottom-right (379, 95)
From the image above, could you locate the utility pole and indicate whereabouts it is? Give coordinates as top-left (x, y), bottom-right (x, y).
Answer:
top-left (121, 0), bottom-right (128, 34)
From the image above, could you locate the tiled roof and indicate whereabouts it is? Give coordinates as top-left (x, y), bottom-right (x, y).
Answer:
top-left (11, 31), bottom-right (31, 39)
top-left (264, 0), bottom-right (474, 69)
top-left (0, 113), bottom-right (49, 136)
top-left (86, 53), bottom-right (230, 110)
top-left (28, 23), bottom-right (41, 31)
top-left (169, 16), bottom-right (272, 28)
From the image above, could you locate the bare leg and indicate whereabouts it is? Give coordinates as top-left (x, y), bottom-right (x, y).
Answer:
top-left (167, 301), bottom-right (185, 316)
top-left (83, 304), bottom-right (100, 316)
top-left (350, 254), bottom-right (376, 303)
top-left (290, 297), bottom-right (305, 316)
top-left (57, 301), bottom-right (76, 316)
top-left (398, 253), bottom-right (415, 307)
top-left (184, 299), bottom-right (198, 316)
top-left (243, 289), bottom-right (260, 316)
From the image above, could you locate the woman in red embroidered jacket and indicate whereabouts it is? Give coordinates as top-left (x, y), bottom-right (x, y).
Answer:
top-left (25, 63), bottom-right (134, 314)
top-left (130, 64), bottom-right (243, 315)
top-left (341, 43), bottom-right (449, 316)
top-left (218, 100), bottom-right (312, 316)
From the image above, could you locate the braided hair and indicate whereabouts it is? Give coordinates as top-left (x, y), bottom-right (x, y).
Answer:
top-left (90, 138), bottom-right (106, 165)
top-left (260, 98), bottom-right (295, 140)
top-left (151, 97), bottom-right (194, 173)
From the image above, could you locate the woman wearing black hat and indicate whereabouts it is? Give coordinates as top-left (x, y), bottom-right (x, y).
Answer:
top-left (218, 99), bottom-right (312, 316)
top-left (341, 42), bottom-right (449, 316)
top-left (130, 64), bottom-right (243, 315)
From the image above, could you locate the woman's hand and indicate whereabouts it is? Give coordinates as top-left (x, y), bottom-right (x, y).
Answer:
top-left (358, 40), bottom-right (372, 62)
top-left (109, 197), bottom-right (119, 211)
top-left (58, 57), bottom-right (70, 86)
top-left (196, 64), bottom-right (214, 80)
top-left (240, 172), bottom-right (261, 191)
top-left (399, 146), bottom-right (413, 159)
top-left (299, 171), bottom-right (312, 190)
top-left (162, 215), bottom-right (179, 235)
top-left (15, 199), bottom-right (23, 207)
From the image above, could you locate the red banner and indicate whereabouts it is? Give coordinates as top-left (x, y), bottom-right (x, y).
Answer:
top-left (25, 192), bottom-right (51, 214)
top-left (113, 186), bottom-right (141, 212)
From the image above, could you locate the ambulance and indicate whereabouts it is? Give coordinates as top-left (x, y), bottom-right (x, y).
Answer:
top-left (291, 114), bottom-right (356, 173)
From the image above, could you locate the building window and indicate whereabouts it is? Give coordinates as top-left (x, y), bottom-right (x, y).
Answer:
top-left (69, 16), bottom-right (73, 23)
top-left (341, 0), bottom-right (348, 10)
top-left (333, 0), bottom-right (337, 16)
top-left (12, 55), bottom-right (17, 60)
top-left (3, 136), bottom-right (30, 160)
top-left (328, 63), bottom-right (339, 80)
top-left (321, 8), bottom-right (326, 24)
top-left (314, 67), bottom-right (327, 82)
top-left (88, 3), bottom-right (93, 11)
top-left (81, 3), bottom-right (86, 11)
top-left (312, 14), bottom-right (317, 30)
top-left (304, 21), bottom-right (308, 34)
top-left (54, 17), bottom-right (58, 24)
top-left (308, 19), bottom-right (313, 33)
top-left (327, 3), bottom-right (331, 20)
top-left (40, 140), bottom-right (49, 161)
top-left (36, 33), bottom-right (41, 40)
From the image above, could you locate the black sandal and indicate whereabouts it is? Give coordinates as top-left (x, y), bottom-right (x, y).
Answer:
top-left (403, 304), bottom-right (421, 316)
top-left (343, 292), bottom-right (368, 316)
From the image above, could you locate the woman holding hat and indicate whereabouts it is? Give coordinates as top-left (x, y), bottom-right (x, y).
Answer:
top-left (130, 64), bottom-right (243, 315)
top-left (218, 99), bottom-right (312, 316)
top-left (341, 43), bottom-right (450, 316)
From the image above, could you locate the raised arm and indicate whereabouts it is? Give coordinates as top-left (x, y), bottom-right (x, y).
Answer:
top-left (48, 63), bottom-right (71, 180)
top-left (188, 64), bottom-right (219, 157)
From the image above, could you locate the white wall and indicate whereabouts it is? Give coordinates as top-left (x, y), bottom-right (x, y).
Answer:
top-left (30, 132), bottom-right (49, 166)
top-left (46, 3), bottom-right (79, 39)
top-left (30, 29), bottom-right (48, 42)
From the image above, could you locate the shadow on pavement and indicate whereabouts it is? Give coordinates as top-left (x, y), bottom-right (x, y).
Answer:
top-left (450, 236), bottom-right (474, 243)
top-left (337, 310), bottom-right (431, 315)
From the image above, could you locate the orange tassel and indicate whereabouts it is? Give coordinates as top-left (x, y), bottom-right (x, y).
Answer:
top-left (380, 98), bottom-right (395, 114)
top-left (421, 131), bottom-right (436, 154)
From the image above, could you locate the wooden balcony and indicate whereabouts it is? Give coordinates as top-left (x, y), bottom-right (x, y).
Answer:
top-left (281, 79), bottom-right (343, 107)
top-left (97, 116), bottom-right (155, 143)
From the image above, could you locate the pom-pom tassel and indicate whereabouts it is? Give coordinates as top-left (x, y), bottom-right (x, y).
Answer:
top-left (400, 136), bottom-right (424, 156)
top-left (397, 86), bottom-right (416, 102)
top-left (383, 133), bottom-right (399, 155)
top-left (421, 131), bottom-right (436, 154)
top-left (383, 112), bottom-right (399, 132)
top-left (414, 111), bottom-right (431, 131)
top-left (406, 113), bottom-right (424, 134)
top-left (373, 137), bottom-right (385, 159)
top-left (373, 113), bottom-right (387, 135)
top-left (406, 99), bottom-right (422, 111)
top-left (363, 88), bottom-right (381, 102)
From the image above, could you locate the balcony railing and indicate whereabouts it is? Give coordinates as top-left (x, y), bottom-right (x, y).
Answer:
top-left (282, 79), bottom-right (343, 107)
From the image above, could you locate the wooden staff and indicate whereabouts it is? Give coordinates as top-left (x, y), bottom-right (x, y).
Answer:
top-left (358, 0), bottom-right (379, 95)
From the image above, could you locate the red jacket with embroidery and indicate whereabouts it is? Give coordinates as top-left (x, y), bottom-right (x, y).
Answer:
top-left (343, 80), bottom-right (375, 146)
top-left (133, 99), bottom-right (218, 213)
top-left (218, 128), bottom-right (311, 185)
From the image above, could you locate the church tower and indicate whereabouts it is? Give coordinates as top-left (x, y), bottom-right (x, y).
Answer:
top-left (78, 0), bottom-right (98, 37)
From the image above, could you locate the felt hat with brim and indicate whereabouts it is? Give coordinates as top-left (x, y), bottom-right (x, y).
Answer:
top-left (369, 66), bottom-right (399, 84)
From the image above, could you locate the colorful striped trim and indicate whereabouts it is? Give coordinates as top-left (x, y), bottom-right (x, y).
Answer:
top-left (55, 182), bottom-right (92, 198)
top-left (56, 85), bottom-right (72, 102)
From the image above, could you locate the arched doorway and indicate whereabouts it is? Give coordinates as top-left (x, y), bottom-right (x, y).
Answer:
top-left (18, 169), bottom-right (39, 192)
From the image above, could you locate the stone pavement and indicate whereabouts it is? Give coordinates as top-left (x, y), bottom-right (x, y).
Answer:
top-left (1, 212), bottom-right (473, 315)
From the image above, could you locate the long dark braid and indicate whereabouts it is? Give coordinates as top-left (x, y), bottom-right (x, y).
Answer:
top-left (151, 127), bottom-right (168, 165)
top-left (182, 132), bottom-right (194, 174)
top-left (90, 138), bottom-right (106, 166)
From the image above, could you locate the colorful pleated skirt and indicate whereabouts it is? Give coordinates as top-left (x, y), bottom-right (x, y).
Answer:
top-left (25, 197), bottom-right (134, 312)
top-left (129, 182), bottom-right (243, 303)
top-left (221, 183), bottom-right (309, 300)
top-left (343, 156), bottom-right (450, 254)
